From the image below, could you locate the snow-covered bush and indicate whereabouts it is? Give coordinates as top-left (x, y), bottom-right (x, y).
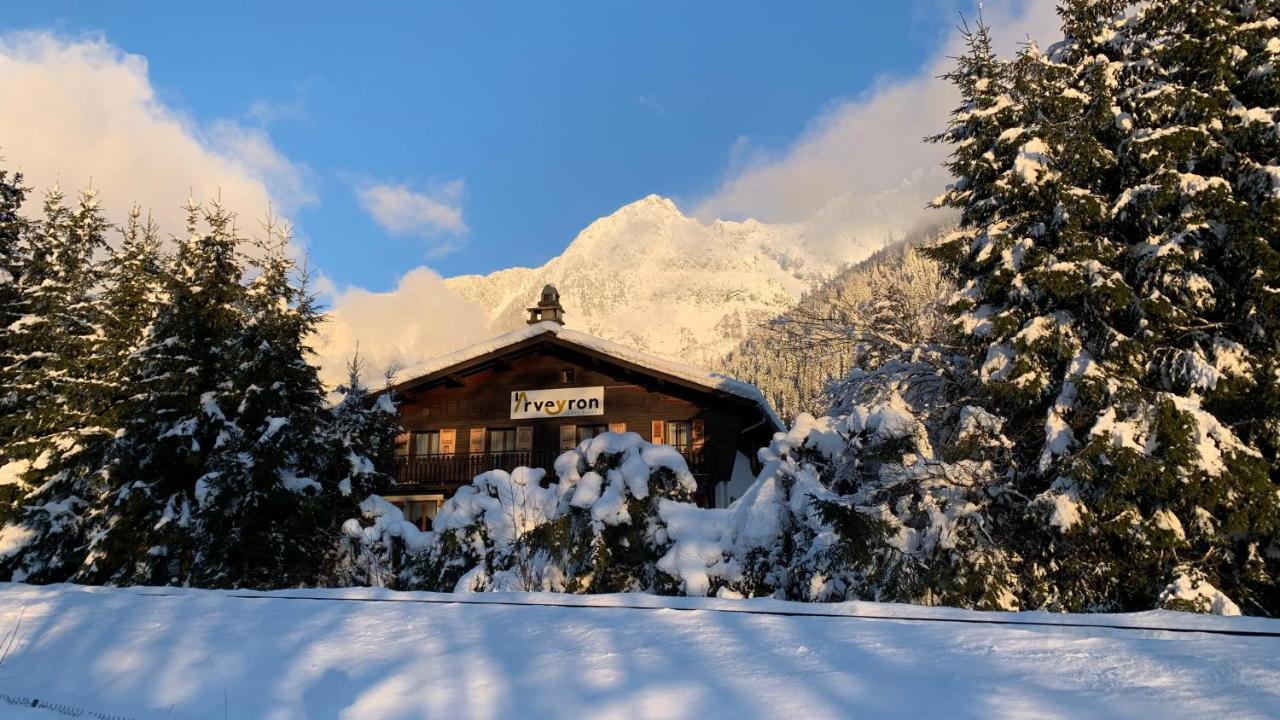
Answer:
top-left (393, 432), bottom-right (697, 594)
top-left (658, 353), bottom-right (1021, 610)
top-left (337, 495), bottom-right (433, 588)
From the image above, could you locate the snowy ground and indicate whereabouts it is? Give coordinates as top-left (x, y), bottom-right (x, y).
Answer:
top-left (0, 583), bottom-right (1276, 719)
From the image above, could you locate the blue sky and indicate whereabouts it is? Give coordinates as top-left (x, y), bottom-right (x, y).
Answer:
top-left (7, 1), bottom-right (991, 291)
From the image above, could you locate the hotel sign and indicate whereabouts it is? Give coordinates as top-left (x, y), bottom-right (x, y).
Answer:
top-left (511, 387), bottom-right (604, 419)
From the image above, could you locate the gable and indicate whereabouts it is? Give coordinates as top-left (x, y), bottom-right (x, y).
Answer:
top-left (389, 323), bottom-right (781, 432)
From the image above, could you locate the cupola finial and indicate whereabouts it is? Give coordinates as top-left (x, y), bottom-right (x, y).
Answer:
top-left (527, 284), bottom-right (565, 325)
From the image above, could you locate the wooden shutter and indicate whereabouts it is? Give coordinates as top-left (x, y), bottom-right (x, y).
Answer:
top-left (516, 426), bottom-right (534, 451)
top-left (651, 420), bottom-right (665, 444)
top-left (608, 422), bottom-right (626, 434)
top-left (691, 419), bottom-right (705, 451)
top-left (469, 428), bottom-right (486, 454)
top-left (560, 425), bottom-right (577, 450)
top-left (439, 429), bottom-right (456, 455)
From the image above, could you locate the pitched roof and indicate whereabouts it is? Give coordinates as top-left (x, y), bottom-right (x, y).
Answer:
top-left (393, 321), bottom-right (782, 430)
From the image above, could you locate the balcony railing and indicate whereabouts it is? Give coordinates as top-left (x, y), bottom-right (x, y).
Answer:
top-left (393, 446), bottom-right (715, 488)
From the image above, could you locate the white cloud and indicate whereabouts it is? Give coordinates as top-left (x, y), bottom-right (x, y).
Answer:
top-left (314, 267), bottom-right (490, 388)
top-left (208, 121), bottom-right (316, 213)
top-left (637, 94), bottom-right (668, 117)
top-left (0, 29), bottom-right (482, 389)
top-left (694, 0), bottom-right (1061, 229)
top-left (0, 31), bottom-right (313, 233)
top-left (355, 180), bottom-right (468, 252)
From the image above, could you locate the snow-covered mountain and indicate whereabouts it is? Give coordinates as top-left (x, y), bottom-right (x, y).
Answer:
top-left (443, 194), bottom-right (906, 368)
top-left (316, 187), bottom-right (949, 388)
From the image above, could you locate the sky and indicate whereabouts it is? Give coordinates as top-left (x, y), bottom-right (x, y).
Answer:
top-left (0, 0), bottom-right (1062, 382)
top-left (6, 1), bottom-right (1019, 287)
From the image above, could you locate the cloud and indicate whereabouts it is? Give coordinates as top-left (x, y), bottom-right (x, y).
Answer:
top-left (0, 31), bottom-right (313, 234)
top-left (694, 0), bottom-right (1062, 229)
top-left (355, 180), bottom-right (468, 251)
top-left (637, 94), bottom-right (668, 117)
top-left (314, 267), bottom-right (491, 388)
top-left (0, 29), bottom-right (481, 389)
top-left (247, 97), bottom-right (307, 126)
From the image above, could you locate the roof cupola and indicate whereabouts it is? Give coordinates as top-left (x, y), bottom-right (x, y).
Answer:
top-left (527, 284), bottom-right (566, 325)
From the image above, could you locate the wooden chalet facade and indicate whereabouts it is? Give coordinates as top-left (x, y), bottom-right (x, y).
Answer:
top-left (384, 286), bottom-right (782, 530)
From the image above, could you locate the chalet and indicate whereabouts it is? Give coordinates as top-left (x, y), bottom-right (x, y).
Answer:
top-left (385, 285), bottom-right (783, 530)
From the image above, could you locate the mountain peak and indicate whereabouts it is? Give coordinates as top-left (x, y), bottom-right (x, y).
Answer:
top-left (615, 193), bottom-right (682, 217)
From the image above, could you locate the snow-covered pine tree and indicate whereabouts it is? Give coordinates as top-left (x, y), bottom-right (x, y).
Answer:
top-left (929, 1), bottom-right (1280, 614)
top-left (0, 165), bottom-right (29, 530)
top-left (84, 200), bottom-right (245, 586)
top-left (734, 17), bottom-right (1026, 610)
top-left (1079, 0), bottom-right (1279, 614)
top-left (0, 165), bottom-right (27, 346)
top-left (74, 207), bottom-right (167, 577)
top-left (321, 354), bottom-right (400, 586)
top-left (98, 207), bottom-right (165, 370)
top-left (327, 353), bottom-right (398, 505)
top-left (188, 221), bottom-right (336, 589)
top-left (0, 187), bottom-right (113, 582)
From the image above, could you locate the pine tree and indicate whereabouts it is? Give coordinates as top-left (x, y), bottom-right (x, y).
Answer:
top-left (98, 207), bottom-right (165, 372)
top-left (85, 200), bottom-right (245, 586)
top-left (77, 207), bottom-right (166, 577)
top-left (0, 165), bottom-right (29, 530)
top-left (0, 165), bottom-right (27, 343)
top-left (188, 221), bottom-right (335, 588)
top-left (321, 354), bottom-right (399, 587)
top-left (326, 354), bottom-right (398, 515)
top-left (928, 1), bottom-right (1280, 614)
top-left (0, 188), bottom-right (112, 581)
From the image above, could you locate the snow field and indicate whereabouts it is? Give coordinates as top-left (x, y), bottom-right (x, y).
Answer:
top-left (0, 583), bottom-right (1277, 720)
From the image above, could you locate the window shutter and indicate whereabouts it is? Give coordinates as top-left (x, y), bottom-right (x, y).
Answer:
top-left (608, 422), bottom-right (626, 434)
top-left (692, 419), bottom-right (705, 450)
top-left (439, 429), bottom-right (456, 455)
top-left (560, 425), bottom-right (578, 450)
top-left (651, 420), bottom-right (665, 444)
top-left (469, 428), bottom-right (486, 454)
top-left (516, 426), bottom-right (534, 451)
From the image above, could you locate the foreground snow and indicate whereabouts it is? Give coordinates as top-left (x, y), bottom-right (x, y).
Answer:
top-left (0, 584), bottom-right (1276, 719)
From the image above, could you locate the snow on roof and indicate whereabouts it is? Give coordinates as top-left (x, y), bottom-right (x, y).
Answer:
top-left (395, 321), bottom-right (782, 428)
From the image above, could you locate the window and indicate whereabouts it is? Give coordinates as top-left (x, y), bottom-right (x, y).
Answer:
top-left (413, 431), bottom-right (440, 456)
top-left (665, 421), bottom-right (692, 450)
top-left (394, 433), bottom-right (411, 457)
top-left (560, 368), bottom-right (576, 383)
top-left (439, 429), bottom-right (457, 454)
top-left (393, 495), bottom-right (444, 531)
top-left (489, 427), bottom-right (517, 453)
top-left (576, 424), bottom-right (607, 444)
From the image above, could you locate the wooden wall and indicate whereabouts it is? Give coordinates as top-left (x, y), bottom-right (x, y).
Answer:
top-left (394, 342), bottom-right (768, 504)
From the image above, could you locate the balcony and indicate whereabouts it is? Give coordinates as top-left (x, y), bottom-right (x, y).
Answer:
top-left (393, 447), bottom-right (716, 489)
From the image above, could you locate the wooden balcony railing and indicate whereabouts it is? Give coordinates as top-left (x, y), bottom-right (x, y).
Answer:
top-left (393, 446), bottom-right (715, 488)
